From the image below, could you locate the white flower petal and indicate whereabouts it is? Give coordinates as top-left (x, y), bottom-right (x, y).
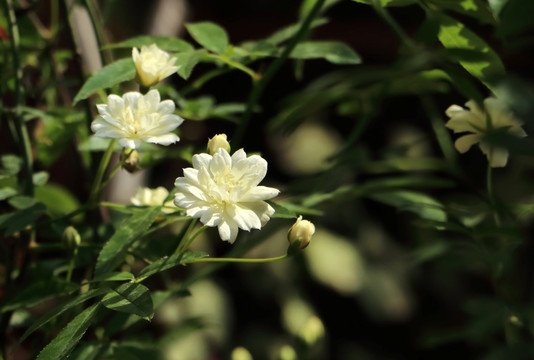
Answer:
top-left (157, 99), bottom-right (176, 114)
top-left (241, 186), bottom-right (280, 202)
top-left (142, 133), bottom-right (179, 146)
top-left (454, 134), bottom-right (481, 153)
top-left (218, 219), bottom-right (239, 243)
top-left (118, 138), bottom-right (141, 149)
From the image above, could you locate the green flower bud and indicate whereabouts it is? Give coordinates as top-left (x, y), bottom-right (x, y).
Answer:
top-left (121, 148), bottom-right (140, 173)
top-left (62, 226), bottom-right (81, 249)
top-left (207, 134), bottom-right (231, 155)
top-left (288, 216), bottom-right (315, 249)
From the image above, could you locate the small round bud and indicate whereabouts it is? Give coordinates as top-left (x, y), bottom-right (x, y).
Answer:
top-left (288, 216), bottom-right (315, 249)
top-left (231, 346), bottom-right (253, 360)
top-left (62, 226), bottom-right (81, 249)
top-left (121, 149), bottom-right (140, 173)
top-left (207, 134), bottom-right (231, 155)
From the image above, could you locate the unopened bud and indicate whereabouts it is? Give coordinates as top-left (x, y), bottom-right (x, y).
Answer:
top-left (62, 226), bottom-right (81, 249)
top-left (207, 134), bottom-right (231, 155)
top-left (299, 316), bottom-right (325, 346)
top-left (231, 346), bottom-right (253, 360)
top-left (288, 216), bottom-right (315, 249)
top-left (121, 149), bottom-right (140, 173)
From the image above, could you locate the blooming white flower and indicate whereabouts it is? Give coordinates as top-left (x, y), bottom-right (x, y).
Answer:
top-left (174, 148), bottom-right (280, 243)
top-left (445, 97), bottom-right (527, 167)
top-left (91, 89), bottom-right (184, 149)
top-left (131, 186), bottom-right (175, 213)
top-left (132, 44), bottom-right (179, 87)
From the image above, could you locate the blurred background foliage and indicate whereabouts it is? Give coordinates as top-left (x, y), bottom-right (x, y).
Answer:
top-left (2, 0), bottom-right (534, 359)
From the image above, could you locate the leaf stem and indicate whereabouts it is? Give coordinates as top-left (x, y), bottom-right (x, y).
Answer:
top-left (89, 139), bottom-right (117, 203)
top-left (192, 253), bottom-right (289, 264)
top-left (206, 53), bottom-right (261, 81)
top-left (232, 0), bottom-right (326, 147)
top-left (487, 162), bottom-right (501, 226)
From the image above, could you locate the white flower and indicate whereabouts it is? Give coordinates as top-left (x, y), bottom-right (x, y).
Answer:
top-left (91, 89), bottom-right (184, 149)
top-left (132, 44), bottom-right (179, 87)
top-left (131, 186), bottom-right (175, 213)
top-left (445, 97), bottom-right (527, 167)
top-left (174, 148), bottom-right (280, 243)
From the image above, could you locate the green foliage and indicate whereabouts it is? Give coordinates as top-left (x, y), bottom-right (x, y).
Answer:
top-left (101, 283), bottom-right (154, 320)
top-left (289, 41), bottom-right (362, 64)
top-left (105, 36), bottom-right (194, 52)
top-left (185, 22), bottom-right (230, 54)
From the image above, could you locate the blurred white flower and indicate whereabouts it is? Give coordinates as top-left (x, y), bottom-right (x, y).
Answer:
top-left (131, 186), bottom-right (175, 213)
top-left (132, 44), bottom-right (179, 87)
top-left (445, 97), bottom-right (527, 167)
top-left (91, 89), bottom-right (184, 149)
top-left (174, 148), bottom-right (280, 243)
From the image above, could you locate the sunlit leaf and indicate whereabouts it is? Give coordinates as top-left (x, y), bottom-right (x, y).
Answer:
top-left (101, 283), bottom-right (154, 320)
top-left (35, 183), bottom-right (81, 218)
top-left (267, 201), bottom-right (297, 219)
top-left (175, 49), bottom-right (207, 80)
top-left (104, 35), bottom-right (193, 52)
top-left (36, 303), bottom-right (101, 360)
top-left (0, 187), bottom-right (17, 201)
top-left (290, 41), bottom-right (362, 65)
top-left (185, 22), bottom-right (229, 54)
top-left (73, 58), bottom-right (136, 104)
top-left (32, 171), bottom-right (49, 186)
top-left (1, 154), bottom-right (22, 175)
top-left (94, 207), bottom-right (161, 277)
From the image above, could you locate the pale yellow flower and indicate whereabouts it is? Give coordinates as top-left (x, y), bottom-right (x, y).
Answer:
top-left (91, 89), bottom-right (183, 149)
top-left (174, 148), bottom-right (280, 243)
top-left (132, 44), bottom-right (179, 87)
top-left (131, 186), bottom-right (175, 213)
top-left (207, 134), bottom-right (231, 155)
top-left (445, 97), bottom-right (527, 167)
top-left (287, 216), bottom-right (315, 249)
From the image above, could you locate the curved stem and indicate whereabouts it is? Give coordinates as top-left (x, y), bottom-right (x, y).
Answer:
top-left (206, 54), bottom-right (260, 81)
top-left (192, 253), bottom-right (289, 264)
top-left (232, 0), bottom-right (326, 147)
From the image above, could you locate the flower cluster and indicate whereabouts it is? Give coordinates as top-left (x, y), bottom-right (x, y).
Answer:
top-left (445, 97), bottom-right (527, 167)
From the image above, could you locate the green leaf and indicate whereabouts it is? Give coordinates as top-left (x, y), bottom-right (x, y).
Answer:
top-left (265, 18), bottom-right (329, 45)
top-left (20, 288), bottom-right (109, 342)
top-left (91, 272), bottom-right (135, 283)
top-left (35, 183), bottom-right (81, 218)
top-left (1, 154), bottom-right (22, 175)
top-left (1, 280), bottom-right (78, 313)
top-left (32, 171), bottom-right (49, 186)
top-left (8, 195), bottom-right (37, 209)
top-left (101, 283), bottom-right (154, 320)
top-left (105, 36), bottom-right (193, 52)
top-left (435, 13), bottom-right (505, 90)
top-left (351, 0), bottom-right (416, 6)
top-left (369, 191), bottom-right (447, 222)
top-left (137, 251), bottom-right (208, 280)
top-left (112, 343), bottom-right (163, 360)
top-left (0, 187), bottom-right (17, 200)
top-left (185, 22), bottom-right (229, 54)
top-left (289, 41), bottom-right (362, 64)
top-left (175, 49), bottom-right (207, 80)
top-left (36, 303), bottom-right (101, 360)
top-left (94, 207), bottom-right (161, 277)
top-left (0, 202), bottom-right (47, 236)
top-left (267, 201), bottom-right (297, 219)
top-left (73, 58), bottom-right (136, 104)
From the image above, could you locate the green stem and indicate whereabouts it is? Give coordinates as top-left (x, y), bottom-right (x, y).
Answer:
top-left (192, 253), bottom-right (289, 264)
top-left (66, 248), bottom-right (78, 282)
top-left (373, 1), bottom-right (418, 51)
top-left (175, 220), bottom-right (200, 254)
top-left (206, 54), bottom-right (260, 81)
top-left (232, 0), bottom-right (326, 147)
top-left (487, 162), bottom-right (501, 226)
top-left (97, 148), bottom-right (134, 192)
top-left (89, 139), bottom-right (117, 203)
top-left (4, 0), bottom-right (34, 197)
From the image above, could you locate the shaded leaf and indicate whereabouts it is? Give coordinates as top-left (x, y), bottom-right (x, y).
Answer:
top-left (8, 195), bottom-right (37, 209)
top-left (0, 202), bottom-right (47, 236)
top-left (351, 0), bottom-right (416, 6)
top-left (91, 272), bottom-right (135, 283)
top-left (105, 36), bottom-right (193, 52)
top-left (36, 303), bottom-right (100, 360)
top-left (0, 187), bottom-right (17, 201)
top-left (112, 343), bottom-right (163, 360)
top-left (20, 288), bottom-right (109, 342)
top-left (32, 171), bottom-right (49, 186)
top-left (266, 18), bottom-right (329, 45)
top-left (94, 207), bottom-right (161, 277)
top-left (137, 251), bottom-right (208, 280)
top-left (290, 41), bottom-right (361, 64)
top-left (101, 283), bottom-right (153, 320)
top-left (185, 22), bottom-right (229, 54)
top-left (73, 58), bottom-right (136, 104)
top-left (267, 201), bottom-right (297, 219)
top-left (1, 280), bottom-right (77, 313)
top-left (369, 191), bottom-right (447, 222)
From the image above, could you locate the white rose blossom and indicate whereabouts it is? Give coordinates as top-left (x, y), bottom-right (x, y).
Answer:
top-left (445, 97), bottom-right (527, 167)
top-left (91, 89), bottom-right (184, 149)
top-left (174, 147), bottom-right (280, 243)
top-left (132, 44), bottom-right (179, 87)
top-left (131, 186), bottom-right (175, 213)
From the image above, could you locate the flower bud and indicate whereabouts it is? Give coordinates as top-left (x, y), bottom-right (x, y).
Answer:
top-left (207, 134), bottom-right (231, 155)
top-left (288, 216), bottom-right (315, 249)
top-left (120, 148), bottom-right (140, 173)
top-left (132, 44), bottom-right (179, 87)
top-left (62, 226), bottom-right (81, 249)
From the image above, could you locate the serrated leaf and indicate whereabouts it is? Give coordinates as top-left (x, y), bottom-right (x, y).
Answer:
top-left (435, 13), bottom-right (505, 90)
top-left (290, 41), bottom-right (361, 64)
top-left (267, 201), bottom-right (297, 219)
top-left (20, 288), bottom-right (109, 342)
top-left (175, 49), bottom-right (206, 80)
top-left (36, 303), bottom-right (100, 360)
top-left (1, 280), bottom-right (78, 313)
top-left (73, 58), bottom-right (136, 104)
top-left (105, 36), bottom-right (193, 52)
top-left (186, 22), bottom-right (229, 54)
top-left (0, 202), bottom-right (47, 236)
top-left (137, 251), bottom-right (208, 280)
top-left (101, 283), bottom-right (153, 320)
top-left (94, 207), bottom-right (161, 277)
top-left (0, 187), bottom-right (17, 200)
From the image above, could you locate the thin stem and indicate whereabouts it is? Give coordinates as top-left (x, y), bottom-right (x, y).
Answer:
top-left (66, 248), bottom-right (78, 282)
top-left (487, 163), bottom-right (501, 226)
top-left (89, 139), bottom-right (117, 203)
top-left (206, 54), bottom-right (261, 81)
top-left (232, 0), bottom-right (326, 147)
top-left (373, 1), bottom-right (418, 51)
top-left (175, 220), bottom-right (200, 254)
top-left (97, 148), bottom-right (134, 192)
top-left (192, 253), bottom-right (289, 264)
